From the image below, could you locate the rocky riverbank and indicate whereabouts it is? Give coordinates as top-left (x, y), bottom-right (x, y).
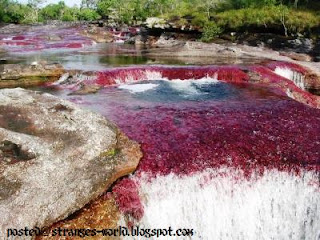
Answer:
top-left (0, 62), bottom-right (64, 88)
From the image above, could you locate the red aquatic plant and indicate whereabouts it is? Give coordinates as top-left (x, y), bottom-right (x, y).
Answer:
top-left (96, 66), bottom-right (249, 86)
top-left (112, 178), bottom-right (144, 220)
top-left (266, 61), bottom-right (307, 74)
top-left (63, 63), bottom-right (320, 222)
top-left (251, 65), bottom-right (318, 107)
top-left (0, 28), bottom-right (94, 52)
top-left (12, 35), bottom-right (25, 40)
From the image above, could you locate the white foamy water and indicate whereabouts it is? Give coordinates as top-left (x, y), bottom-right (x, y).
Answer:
top-left (118, 83), bottom-right (159, 93)
top-left (114, 71), bottom-right (163, 84)
top-left (274, 67), bottom-right (306, 90)
top-left (52, 73), bottom-right (70, 85)
top-left (117, 74), bottom-right (219, 95)
top-left (169, 79), bottom-right (199, 94)
top-left (122, 169), bottom-right (320, 240)
top-left (169, 76), bottom-right (219, 95)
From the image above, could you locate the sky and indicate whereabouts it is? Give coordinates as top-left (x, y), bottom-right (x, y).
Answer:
top-left (17, 0), bottom-right (82, 7)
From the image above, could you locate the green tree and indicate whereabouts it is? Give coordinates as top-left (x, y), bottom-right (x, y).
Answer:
top-left (26, 0), bottom-right (46, 22)
top-left (78, 8), bottom-right (100, 20)
top-left (97, 0), bottom-right (117, 18)
top-left (40, 1), bottom-right (65, 20)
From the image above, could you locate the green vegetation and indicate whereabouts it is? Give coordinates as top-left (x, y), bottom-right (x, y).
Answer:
top-left (201, 22), bottom-right (222, 42)
top-left (0, 0), bottom-right (101, 23)
top-left (0, 0), bottom-right (319, 40)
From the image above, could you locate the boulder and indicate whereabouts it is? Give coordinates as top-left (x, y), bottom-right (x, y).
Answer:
top-left (153, 34), bottom-right (185, 48)
top-left (0, 62), bottom-right (65, 88)
top-left (0, 88), bottom-right (141, 239)
top-left (81, 26), bottom-right (113, 43)
top-left (69, 84), bottom-right (102, 95)
top-left (47, 35), bottom-right (62, 41)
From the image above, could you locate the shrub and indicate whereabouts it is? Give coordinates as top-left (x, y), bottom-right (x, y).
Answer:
top-left (215, 6), bottom-right (320, 35)
top-left (201, 22), bottom-right (222, 42)
top-left (78, 8), bottom-right (101, 21)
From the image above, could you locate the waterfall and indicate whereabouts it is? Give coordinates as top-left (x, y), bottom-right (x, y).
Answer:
top-left (274, 67), bottom-right (306, 90)
top-left (121, 169), bottom-right (320, 240)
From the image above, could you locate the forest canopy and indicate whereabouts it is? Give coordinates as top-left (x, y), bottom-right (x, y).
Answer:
top-left (0, 0), bottom-right (319, 38)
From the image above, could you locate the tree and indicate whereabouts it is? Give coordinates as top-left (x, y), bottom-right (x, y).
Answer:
top-left (27, 0), bottom-right (46, 22)
top-left (97, 0), bottom-right (117, 17)
top-left (40, 1), bottom-right (65, 20)
top-left (78, 8), bottom-right (100, 20)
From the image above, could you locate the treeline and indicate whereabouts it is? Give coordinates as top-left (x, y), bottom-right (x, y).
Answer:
top-left (0, 0), bottom-right (99, 23)
top-left (1, 0), bottom-right (319, 39)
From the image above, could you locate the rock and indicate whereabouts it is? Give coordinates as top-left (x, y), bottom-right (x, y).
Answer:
top-left (153, 35), bottom-right (185, 48)
top-left (48, 35), bottom-right (62, 41)
top-left (287, 38), bottom-right (313, 52)
top-left (37, 194), bottom-right (120, 240)
top-left (280, 52), bottom-right (312, 62)
top-left (69, 84), bottom-right (102, 95)
top-left (0, 62), bottom-right (65, 88)
top-left (124, 34), bottom-right (146, 45)
top-left (0, 88), bottom-right (142, 239)
top-left (81, 26), bottom-right (113, 43)
top-left (0, 24), bottom-right (30, 35)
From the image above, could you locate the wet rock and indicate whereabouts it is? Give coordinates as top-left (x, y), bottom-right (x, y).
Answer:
top-left (280, 52), bottom-right (312, 62)
top-left (69, 84), bottom-right (102, 95)
top-left (36, 194), bottom-right (120, 240)
top-left (0, 88), bottom-right (142, 239)
top-left (0, 62), bottom-right (65, 88)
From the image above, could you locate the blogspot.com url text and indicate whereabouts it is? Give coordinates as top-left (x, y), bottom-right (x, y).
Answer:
top-left (7, 226), bottom-right (195, 238)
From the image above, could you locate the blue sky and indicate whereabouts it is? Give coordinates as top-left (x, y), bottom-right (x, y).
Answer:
top-left (17, 0), bottom-right (82, 7)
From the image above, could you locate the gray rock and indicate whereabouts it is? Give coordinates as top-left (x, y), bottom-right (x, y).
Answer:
top-left (288, 38), bottom-right (314, 52)
top-left (0, 62), bottom-right (65, 88)
top-left (153, 35), bottom-right (185, 48)
top-left (48, 35), bottom-right (62, 41)
top-left (0, 88), bottom-right (141, 239)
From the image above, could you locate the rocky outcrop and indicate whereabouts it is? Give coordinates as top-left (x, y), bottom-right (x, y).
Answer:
top-left (0, 62), bottom-right (65, 88)
top-left (81, 26), bottom-right (113, 43)
top-left (69, 84), bottom-right (102, 95)
top-left (153, 35), bottom-right (185, 48)
top-left (0, 88), bottom-right (141, 239)
top-left (144, 39), bottom-right (320, 91)
top-left (279, 52), bottom-right (312, 62)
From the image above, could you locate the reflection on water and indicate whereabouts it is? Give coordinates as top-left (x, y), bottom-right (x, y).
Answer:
top-left (0, 42), bottom-right (265, 70)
